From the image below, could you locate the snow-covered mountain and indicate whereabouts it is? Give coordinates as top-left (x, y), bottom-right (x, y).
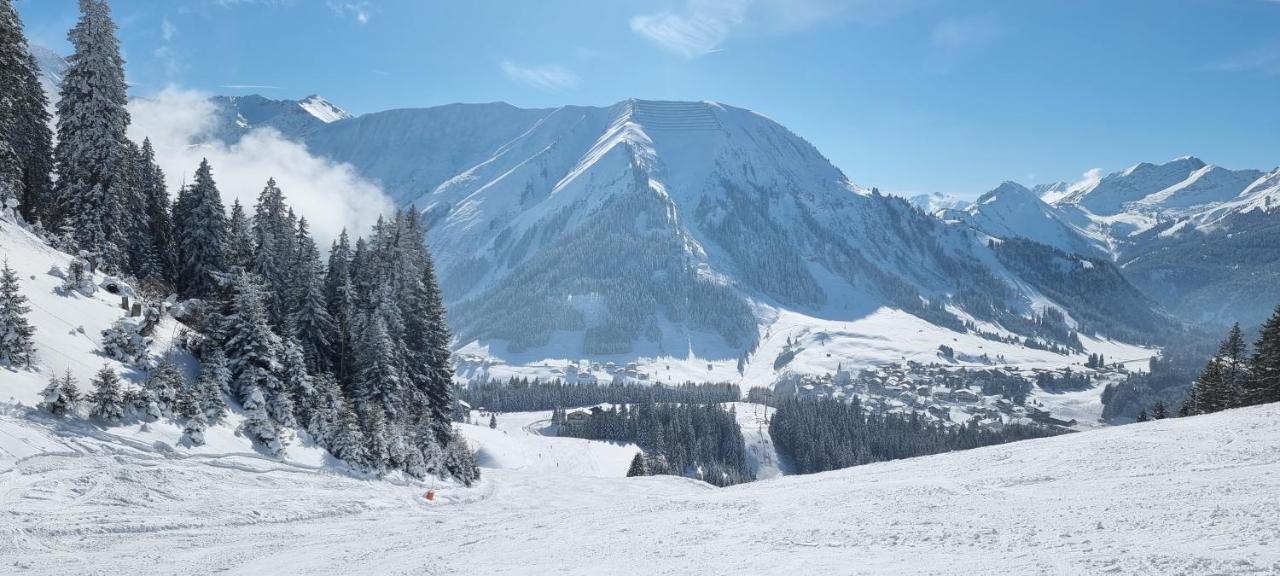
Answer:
top-left (946, 156), bottom-right (1280, 326)
top-left (29, 45), bottom-right (67, 104)
top-left (187, 97), bottom-right (1175, 383)
top-left (203, 94), bottom-right (352, 142)
top-left (906, 191), bottom-right (970, 213)
top-left (937, 181), bottom-right (1108, 259)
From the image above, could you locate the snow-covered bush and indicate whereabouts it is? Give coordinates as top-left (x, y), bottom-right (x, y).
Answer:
top-left (58, 257), bottom-right (96, 296)
top-left (100, 318), bottom-right (151, 366)
top-left (39, 371), bottom-right (81, 417)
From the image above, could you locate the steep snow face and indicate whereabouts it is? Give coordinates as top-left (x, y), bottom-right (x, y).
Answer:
top-left (1189, 168), bottom-right (1280, 228)
top-left (303, 102), bottom-right (553, 206)
top-left (1133, 164), bottom-right (1264, 212)
top-left (1060, 156), bottom-right (1209, 216)
top-left (297, 95), bottom-right (351, 123)
top-left (29, 45), bottom-right (67, 108)
top-left (943, 181), bottom-right (1107, 258)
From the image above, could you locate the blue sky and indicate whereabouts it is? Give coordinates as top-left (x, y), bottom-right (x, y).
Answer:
top-left (15, 0), bottom-right (1280, 198)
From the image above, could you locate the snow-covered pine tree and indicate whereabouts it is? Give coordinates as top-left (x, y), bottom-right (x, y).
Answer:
top-left (305, 372), bottom-right (343, 446)
top-left (251, 178), bottom-right (294, 328)
top-left (1191, 358), bottom-right (1226, 414)
top-left (626, 452), bottom-right (647, 477)
top-left (221, 271), bottom-right (295, 427)
top-left (323, 230), bottom-right (356, 386)
top-left (223, 199), bottom-right (255, 272)
top-left (488, 413), bottom-right (497, 429)
top-left (200, 346), bottom-right (233, 397)
top-left (39, 370), bottom-right (80, 416)
top-left (52, 0), bottom-right (131, 266)
top-left (136, 138), bottom-right (177, 285)
top-left (288, 218), bottom-right (333, 372)
top-left (359, 404), bottom-right (390, 472)
top-left (88, 365), bottom-right (124, 422)
top-left (143, 357), bottom-right (183, 418)
top-left (181, 408), bottom-right (207, 447)
top-left (0, 0), bottom-right (53, 224)
top-left (239, 380), bottom-right (283, 456)
top-left (417, 254), bottom-right (458, 446)
top-left (174, 159), bottom-right (227, 299)
top-left (1247, 305), bottom-right (1280, 406)
top-left (280, 336), bottom-right (313, 427)
top-left (353, 312), bottom-right (404, 419)
top-left (194, 358), bottom-right (229, 424)
top-left (0, 259), bottom-right (35, 367)
top-left (329, 399), bottom-right (366, 467)
top-left (1218, 323), bottom-right (1249, 409)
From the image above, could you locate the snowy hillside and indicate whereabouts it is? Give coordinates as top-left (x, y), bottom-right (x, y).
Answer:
top-left (3, 385), bottom-right (1277, 574)
top-left (0, 212), bottom-right (359, 473)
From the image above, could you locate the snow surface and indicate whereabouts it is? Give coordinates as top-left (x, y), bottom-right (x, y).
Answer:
top-left (2, 395), bottom-right (1278, 574)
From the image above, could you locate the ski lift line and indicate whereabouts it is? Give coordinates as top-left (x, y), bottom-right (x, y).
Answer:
top-left (23, 298), bottom-right (108, 349)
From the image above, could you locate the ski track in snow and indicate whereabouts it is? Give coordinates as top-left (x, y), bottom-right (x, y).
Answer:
top-left (2, 402), bottom-right (1279, 575)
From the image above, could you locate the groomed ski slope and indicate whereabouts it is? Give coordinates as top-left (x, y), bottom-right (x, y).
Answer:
top-left (2, 402), bottom-right (1278, 575)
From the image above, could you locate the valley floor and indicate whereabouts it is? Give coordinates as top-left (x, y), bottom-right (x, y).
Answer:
top-left (2, 403), bottom-right (1278, 575)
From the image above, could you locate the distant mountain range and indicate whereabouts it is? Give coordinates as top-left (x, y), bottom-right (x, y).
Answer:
top-left (171, 93), bottom-right (1182, 382)
top-left (926, 156), bottom-right (1280, 326)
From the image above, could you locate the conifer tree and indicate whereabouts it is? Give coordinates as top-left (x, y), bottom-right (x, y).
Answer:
top-left (360, 404), bottom-right (390, 471)
top-left (1218, 323), bottom-right (1248, 408)
top-left (330, 399), bottom-right (366, 466)
top-left (240, 381), bottom-right (283, 456)
top-left (175, 159), bottom-right (227, 299)
top-left (52, 0), bottom-right (131, 262)
top-left (354, 314), bottom-right (404, 418)
top-left (224, 198), bottom-right (256, 272)
top-left (136, 139), bottom-right (177, 284)
top-left (324, 231), bottom-right (356, 386)
top-left (143, 357), bottom-right (184, 418)
top-left (1191, 358), bottom-right (1225, 414)
top-left (40, 371), bottom-right (80, 416)
top-left (1152, 400), bottom-right (1167, 420)
top-left (88, 365), bottom-right (123, 422)
top-left (626, 452), bottom-right (647, 477)
top-left (0, 0), bottom-right (53, 223)
top-left (0, 260), bottom-right (35, 367)
top-left (289, 218), bottom-right (333, 372)
top-left (1246, 305), bottom-right (1280, 406)
top-left (194, 360), bottom-right (229, 424)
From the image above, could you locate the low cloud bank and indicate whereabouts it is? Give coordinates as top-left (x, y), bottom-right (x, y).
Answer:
top-left (128, 87), bottom-right (393, 246)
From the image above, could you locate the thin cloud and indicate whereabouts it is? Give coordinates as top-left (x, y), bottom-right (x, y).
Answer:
top-left (629, 0), bottom-right (856, 59)
top-left (629, 0), bottom-right (747, 59)
top-left (931, 13), bottom-right (1001, 51)
top-left (328, 1), bottom-right (372, 24)
top-left (1211, 41), bottom-right (1280, 77)
top-left (161, 17), bottom-right (178, 41)
top-left (128, 87), bottom-right (393, 247)
top-left (500, 61), bottom-right (579, 91)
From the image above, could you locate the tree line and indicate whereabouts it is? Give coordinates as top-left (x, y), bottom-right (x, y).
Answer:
top-left (769, 396), bottom-right (1062, 475)
top-left (457, 377), bottom-right (740, 413)
top-left (554, 400), bottom-right (753, 487)
top-left (0, 1), bottom-right (476, 483)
